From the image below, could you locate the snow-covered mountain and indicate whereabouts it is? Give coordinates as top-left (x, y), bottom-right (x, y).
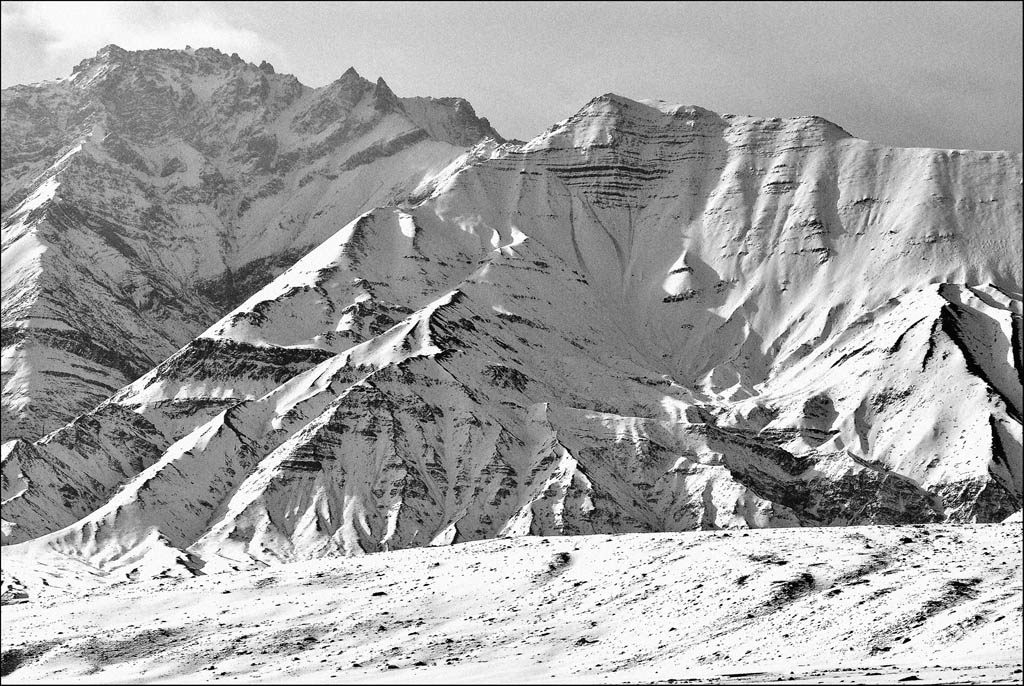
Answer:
top-left (1, 45), bottom-right (502, 440)
top-left (1, 52), bottom-right (1021, 577)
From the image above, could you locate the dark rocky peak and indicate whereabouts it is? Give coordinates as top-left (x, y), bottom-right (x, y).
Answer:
top-left (69, 44), bottom-right (129, 86)
top-left (290, 68), bottom-right (374, 135)
top-left (372, 77), bottom-right (402, 113)
top-left (191, 46), bottom-right (235, 66)
top-left (339, 66), bottom-right (362, 82)
top-left (439, 96), bottom-right (504, 143)
top-left (57, 46), bottom-right (306, 140)
top-left (7, 45), bottom-right (505, 162)
top-left (68, 45), bottom-right (292, 94)
top-left (435, 96), bottom-right (474, 112)
top-left (435, 96), bottom-right (499, 133)
top-left (321, 66), bottom-right (371, 97)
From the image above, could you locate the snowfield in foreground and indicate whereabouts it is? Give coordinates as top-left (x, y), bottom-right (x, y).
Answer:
top-left (2, 523), bottom-right (1021, 684)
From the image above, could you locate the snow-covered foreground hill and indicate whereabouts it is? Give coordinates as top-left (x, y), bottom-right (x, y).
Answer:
top-left (1, 524), bottom-right (1020, 683)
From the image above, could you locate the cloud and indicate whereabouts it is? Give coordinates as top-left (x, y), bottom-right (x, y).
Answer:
top-left (1, 1), bottom-right (285, 82)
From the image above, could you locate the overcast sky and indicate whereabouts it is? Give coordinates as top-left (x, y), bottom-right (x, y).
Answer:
top-left (2, 1), bottom-right (1021, 151)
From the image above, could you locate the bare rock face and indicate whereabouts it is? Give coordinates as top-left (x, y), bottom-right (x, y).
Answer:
top-left (1, 56), bottom-right (1021, 577)
top-left (1, 46), bottom-right (503, 440)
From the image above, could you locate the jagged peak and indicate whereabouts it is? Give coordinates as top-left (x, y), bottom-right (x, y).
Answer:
top-left (70, 43), bottom-right (129, 76)
top-left (192, 46), bottom-right (231, 60)
top-left (67, 45), bottom-right (286, 89)
top-left (321, 66), bottom-right (371, 96)
top-left (372, 76), bottom-right (402, 113)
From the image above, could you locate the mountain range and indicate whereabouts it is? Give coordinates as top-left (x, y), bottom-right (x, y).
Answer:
top-left (1, 45), bottom-right (1021, 578)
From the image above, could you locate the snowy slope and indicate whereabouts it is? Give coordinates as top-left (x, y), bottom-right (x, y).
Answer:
top-left (1, 524), bottom-right (1020, 683)
top-left (1, 46), bottom-right (503, 439)
top-left (2, 93), bottom-right (1019, 573)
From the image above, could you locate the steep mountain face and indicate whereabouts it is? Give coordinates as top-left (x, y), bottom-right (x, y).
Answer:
top-left (0, 45), bottom-right (503, 440)
top-left (1, 82), bottom-right (1021, 577)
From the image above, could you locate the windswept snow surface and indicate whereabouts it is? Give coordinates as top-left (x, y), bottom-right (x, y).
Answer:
top-left (1, 524), bottom-right (1021, 683)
